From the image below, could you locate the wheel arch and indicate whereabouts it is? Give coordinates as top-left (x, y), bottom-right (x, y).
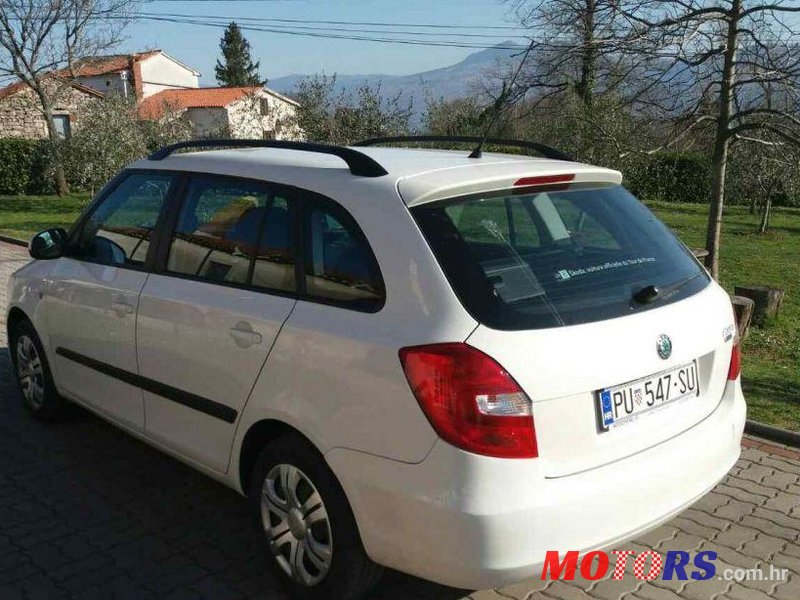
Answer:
top-left (238, 419), bottom-right (322, 494)
top-left (5, 306), bottom-right (31, 356)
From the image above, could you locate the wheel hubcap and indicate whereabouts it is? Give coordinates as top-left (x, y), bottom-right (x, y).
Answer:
top-left (16, 335), bottom-right (44, 409)
top-left (261, 464), bottom-right (333, 587)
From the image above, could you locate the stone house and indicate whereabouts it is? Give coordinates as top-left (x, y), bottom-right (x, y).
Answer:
top-left (137, 86), bottom-right (301, 140)
top-left (0, 79), bottom-right (104, 139)
top-left (0, 50), bottom-right (301, 141)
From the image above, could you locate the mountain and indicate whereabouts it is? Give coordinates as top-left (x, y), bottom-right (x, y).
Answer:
top-left (268, 42), bottom-right (525, 115)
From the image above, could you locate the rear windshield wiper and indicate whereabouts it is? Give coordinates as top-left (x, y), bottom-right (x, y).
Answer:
top-left (632, 272), bottom-right (704, 305)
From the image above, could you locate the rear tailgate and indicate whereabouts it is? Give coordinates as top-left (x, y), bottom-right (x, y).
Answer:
top-left (466, 283), bottom-right (737, 477)
top-left (405, 165), bottom-right (737, 477)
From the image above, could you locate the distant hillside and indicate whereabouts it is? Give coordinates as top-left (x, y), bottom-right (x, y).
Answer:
top-left (268, 42), bottom-right (525, 116)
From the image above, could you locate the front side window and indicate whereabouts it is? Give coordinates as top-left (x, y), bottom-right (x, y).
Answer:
top-left (70, 172), bottom-right (174, 266)
top-left (167, 176), bottom-right (295, 291)
top-left (304, 200), bottom-right (384, 311)
top-left (413, 184), bottom-right (709, 330)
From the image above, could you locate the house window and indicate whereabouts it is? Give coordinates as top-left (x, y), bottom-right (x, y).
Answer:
top-left (53, 115), bottom-right (71, 139)
top-left (259, 97), bottom-right (269, 115)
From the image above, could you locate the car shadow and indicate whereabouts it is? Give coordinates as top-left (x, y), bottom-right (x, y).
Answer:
top-left (0, 346), bottom-right (470, 599)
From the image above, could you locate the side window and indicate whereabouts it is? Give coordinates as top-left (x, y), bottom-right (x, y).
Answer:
top-left (70, 172), bottom-right (173, 266)
top-left (305, 200), bottom-right (384, 311)
top-left (167, 176), bottom-right (295, 291)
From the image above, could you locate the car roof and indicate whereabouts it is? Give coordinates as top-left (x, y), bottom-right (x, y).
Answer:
top-left (130, 146), bottom-right (623, 206)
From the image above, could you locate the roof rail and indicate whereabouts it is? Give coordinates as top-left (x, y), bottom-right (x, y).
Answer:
top-left (353, 136), bottom-right (574, 162)
top-left (147, 139), bottom-right (389, 178)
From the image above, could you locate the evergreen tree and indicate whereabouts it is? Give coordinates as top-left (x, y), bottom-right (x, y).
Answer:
top-left (214, 22), bottom-right (264, 86)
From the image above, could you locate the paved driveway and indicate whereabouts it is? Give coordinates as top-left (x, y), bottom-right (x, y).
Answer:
top-left (1, 241), bottom-right (799, 600)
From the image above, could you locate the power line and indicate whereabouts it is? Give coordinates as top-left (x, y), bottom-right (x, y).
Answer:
top-left (138, 11), bottom-right (529, 31)
top-left (132, 15), bottom-right (532, 49)
top-left (134, 13), bottom-right (530, 39)
top-left (143, 0), bottom-right (307, 3)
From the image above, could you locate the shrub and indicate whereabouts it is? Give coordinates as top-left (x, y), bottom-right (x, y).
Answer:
top-left (0, 138), bottom-right (50, 194)
top-left (289, 75), bottom-right (412, 144)
top-left (630, 152), bottom-right (712, 204)
top-left (62, 96), bottom-right (192, 194)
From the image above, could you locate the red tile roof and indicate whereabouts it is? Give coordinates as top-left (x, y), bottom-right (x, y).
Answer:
top-left (0, 51), bottom-right (162, 102)
top-left (138, 86), bottom-right (263, 119)
top-left (59, 51), bottom-right (161, 78)
top-left (0, 81), bottom-right (29, 100)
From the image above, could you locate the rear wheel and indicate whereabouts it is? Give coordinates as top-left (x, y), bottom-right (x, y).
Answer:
top-left (10, 319), bottom-right (67, 421)
top-left (250, 433), bottom-right (383, 599)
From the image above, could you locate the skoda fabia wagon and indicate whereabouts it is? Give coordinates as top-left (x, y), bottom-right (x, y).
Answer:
top-left (7, 137), bottom-right (746, 599)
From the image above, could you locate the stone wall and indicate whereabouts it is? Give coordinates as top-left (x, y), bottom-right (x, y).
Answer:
top-left (0, 82), bottom-right (102, 139)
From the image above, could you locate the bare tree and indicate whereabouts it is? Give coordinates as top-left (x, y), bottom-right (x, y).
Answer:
top-left (730, 135), bottom-right (800, 233)
top-left (622, 0), bottom-right (800, 278)
top-left (0, 0), bottom-right (135, 194)
top-left (502, 1), bottom-right (664, 160)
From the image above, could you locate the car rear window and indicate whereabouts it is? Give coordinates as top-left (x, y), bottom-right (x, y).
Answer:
top-left (412, 183), bottom-right (709, 330)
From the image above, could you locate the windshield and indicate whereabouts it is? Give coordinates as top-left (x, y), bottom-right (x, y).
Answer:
top-left (412, 183), bottom-right (709, 330)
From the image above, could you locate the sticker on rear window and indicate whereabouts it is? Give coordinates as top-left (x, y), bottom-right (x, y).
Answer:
top-left (554, 257), bottom-right (656, 281)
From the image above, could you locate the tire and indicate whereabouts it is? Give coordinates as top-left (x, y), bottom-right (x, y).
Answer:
top-left (250, 433), bottom-right (383, 600)
top-left (10, 319), bottom-right (67, 421)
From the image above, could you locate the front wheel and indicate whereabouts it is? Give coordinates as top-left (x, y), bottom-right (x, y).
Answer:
top-left (250, 433), bottom-right (383, 599)
top-left (10, 319), bottom-right (67, 420)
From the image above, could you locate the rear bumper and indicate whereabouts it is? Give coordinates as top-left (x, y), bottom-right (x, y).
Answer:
top-left (327, 378), bottom-right (746, 590)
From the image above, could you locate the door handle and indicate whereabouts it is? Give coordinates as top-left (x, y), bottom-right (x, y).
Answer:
top-left (111, 300), bottom-right (134, 317)
top-left (229, 324), bottom-right (263, 348)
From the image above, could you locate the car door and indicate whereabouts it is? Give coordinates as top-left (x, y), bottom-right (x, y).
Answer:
top-left (45, 171), bottom-right (177, 430)
top-left (136, 174), bottom-right (297, 473)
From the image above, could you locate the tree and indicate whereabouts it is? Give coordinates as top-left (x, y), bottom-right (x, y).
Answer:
top-left (624, 0), bottom-right (800, 278)
top-left (424, 97), bottom-right (489, 136)
top-left (0, 0), bottom-right (134, 195)
top-left (63, 96), bottom-right (192, 193)
top-left (502, 1), bottom-right (664, 161)
top-left (729, 137), bottom-right (800, 233)
top-left (290, 75), bottom-right (412, 144)
top-left (215, 22), bottom-right (264, 87)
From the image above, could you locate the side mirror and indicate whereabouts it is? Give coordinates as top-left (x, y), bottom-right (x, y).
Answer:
top-left (29, 228), bottom-right (67, 260)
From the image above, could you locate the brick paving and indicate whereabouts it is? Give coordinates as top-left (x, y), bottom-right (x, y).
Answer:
top-left (1, 241), bottom-right (799, 599)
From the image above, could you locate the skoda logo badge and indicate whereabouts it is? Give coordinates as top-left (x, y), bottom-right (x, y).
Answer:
top-left (657, 334), bottom-right (672, 360)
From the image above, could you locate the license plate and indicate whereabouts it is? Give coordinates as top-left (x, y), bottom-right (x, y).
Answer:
top-left (597, 361), bottom-right (699, 430)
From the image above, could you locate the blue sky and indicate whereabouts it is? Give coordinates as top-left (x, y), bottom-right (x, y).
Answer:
top-left (121, 0), bottom-right (524, 84)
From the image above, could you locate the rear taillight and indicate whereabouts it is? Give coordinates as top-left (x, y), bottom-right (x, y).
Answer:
top-left (728, 342), bottom-right (741, 380)
top-left (398, 343), bottom-right (538, 459)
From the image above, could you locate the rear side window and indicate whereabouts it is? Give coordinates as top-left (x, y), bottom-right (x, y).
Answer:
top-left (167, 176), bottom-right (295, 291)
top-left (412, 184), bottom-right (709, 330)
top-left (304, 199), bottom-right (385, 311)
top-left (70, 172), bottom-right (174, 266)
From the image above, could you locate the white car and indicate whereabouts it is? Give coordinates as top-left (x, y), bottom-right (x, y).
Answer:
top-left (6, 137), bottom-right (746, 599)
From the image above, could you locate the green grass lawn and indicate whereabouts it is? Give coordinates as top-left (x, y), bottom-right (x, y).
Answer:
top-left (0, 193), bottom-right (91, 241)
top-left (0, 193), bottom-right (798, 430)
top-left (648, 201), bottom-right (800, 431)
